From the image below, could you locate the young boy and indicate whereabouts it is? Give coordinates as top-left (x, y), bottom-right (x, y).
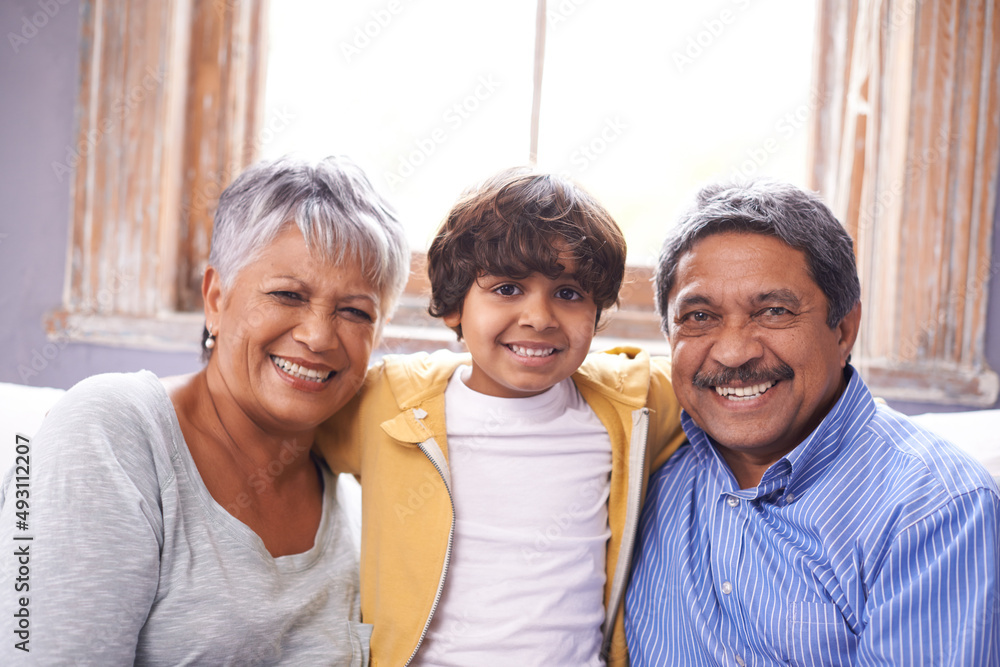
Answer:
top-left (316, 168), bottom-right (685, 666)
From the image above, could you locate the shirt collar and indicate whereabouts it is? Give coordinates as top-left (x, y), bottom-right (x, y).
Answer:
top-left (681, 365), bottom-right (876, 499)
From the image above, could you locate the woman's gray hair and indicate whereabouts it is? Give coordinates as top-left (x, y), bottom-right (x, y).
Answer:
top-left (208, 155), bottom-right (410, 320)
top-left (655, 179), bottom-right (860, 331)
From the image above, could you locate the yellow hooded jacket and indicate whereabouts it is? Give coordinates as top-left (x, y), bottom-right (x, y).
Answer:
top-left (315, 347), bottom-right (685, 666)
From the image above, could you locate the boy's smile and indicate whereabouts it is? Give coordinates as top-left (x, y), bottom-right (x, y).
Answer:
top-left (444, 260), bottom-right (598, 398)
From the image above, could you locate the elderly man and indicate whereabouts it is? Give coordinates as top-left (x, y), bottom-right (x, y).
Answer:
top-left (625, 180), bottom-right (1000, 666)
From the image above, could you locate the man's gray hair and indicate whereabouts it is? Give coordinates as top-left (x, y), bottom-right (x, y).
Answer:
top-left (209, 155), bottom-right (410, 318)
top-left (655, 179), bottom-right (860, 331)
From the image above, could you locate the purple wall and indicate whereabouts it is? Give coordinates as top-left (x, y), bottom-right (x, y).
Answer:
top-left (0, 0), bottom-right (201, 391)
top-left (1, 0), bottom-right (998, 413)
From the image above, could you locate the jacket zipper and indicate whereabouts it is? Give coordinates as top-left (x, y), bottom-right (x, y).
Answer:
top-left (404, 440), bottom-right (456, 666)
top-left (601, 406), bottom-right (649, 659)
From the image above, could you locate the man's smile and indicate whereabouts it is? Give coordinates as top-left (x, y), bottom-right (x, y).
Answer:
top-left (713, 380), bottom-right (777, 401)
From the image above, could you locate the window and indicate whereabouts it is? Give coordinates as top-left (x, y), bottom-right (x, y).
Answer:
top-left (261, 0), bottom-right (817, 353)
top-left (262, 1), bottom-right (818, 260)
top-left (51, 0), bottom-right (999, 407)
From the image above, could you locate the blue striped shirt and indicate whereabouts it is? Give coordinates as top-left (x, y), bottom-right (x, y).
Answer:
top-left (625, 366), bottom-right (1000, 666)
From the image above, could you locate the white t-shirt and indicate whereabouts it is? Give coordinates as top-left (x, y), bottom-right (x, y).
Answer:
top-left (415, 368), bottom-right (613, 666)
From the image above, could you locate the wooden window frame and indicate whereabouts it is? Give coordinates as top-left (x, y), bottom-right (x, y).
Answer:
top-left (46, 0), bottom-right (268, 351)
top-left (809, 0), bottom-right (999, 407)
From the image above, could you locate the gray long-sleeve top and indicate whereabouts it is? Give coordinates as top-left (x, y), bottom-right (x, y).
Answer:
top-left (0, 371), bottom-right (370, 665)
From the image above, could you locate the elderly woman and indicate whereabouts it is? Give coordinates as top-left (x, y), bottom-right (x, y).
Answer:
top-left (0, 156), bottom-right (408, 664)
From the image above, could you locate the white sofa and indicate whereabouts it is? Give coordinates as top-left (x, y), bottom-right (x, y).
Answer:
top-left (0, 381), bottom-right (362, 549)
top-left (1, 381), bottom-right (998, 493)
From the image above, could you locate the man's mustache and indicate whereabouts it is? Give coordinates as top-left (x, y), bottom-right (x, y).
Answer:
top-left (692, 361), bottom-right (795, 388)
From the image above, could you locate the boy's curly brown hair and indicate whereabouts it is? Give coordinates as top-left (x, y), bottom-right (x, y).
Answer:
top-left (427, 167), bottom-right (627, 339)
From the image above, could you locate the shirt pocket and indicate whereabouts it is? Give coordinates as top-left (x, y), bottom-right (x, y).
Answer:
top-left (784, 601), bottom-right (858, 667)
top-left (347, 620), bottom-right (373, 666)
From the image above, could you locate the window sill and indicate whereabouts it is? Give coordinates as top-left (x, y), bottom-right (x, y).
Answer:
top-left (856, 358), bottom-right (1000, 408)
top-left (45, 310), bottom-right (206, 352)
top-left (44, 305), bottom-right (670, 358)
top-left (45, 312), bottom-right (998, 407)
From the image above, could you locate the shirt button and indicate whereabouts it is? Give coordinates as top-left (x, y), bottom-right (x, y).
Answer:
top-left (721, 581), bottom-right (733, 595)
top-left (785, 492), bottom-right (796, 503)
top-left (727, 496), bottom-right (739, 507)
top-left (735, 655), bottom-right (746, 667)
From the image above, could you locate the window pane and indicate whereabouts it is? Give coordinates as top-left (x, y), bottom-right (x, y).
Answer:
top-left (262, 0), bottom-right (537, 251)
top-left (536, 0), bottom-right (818, 265)
top-left (263, 1), bottom-right (816, 261)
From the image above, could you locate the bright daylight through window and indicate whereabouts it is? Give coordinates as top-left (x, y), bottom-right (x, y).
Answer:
top-left (262, 0), bottom-right (818, 261)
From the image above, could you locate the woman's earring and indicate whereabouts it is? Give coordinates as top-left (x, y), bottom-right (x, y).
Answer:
top-left (205, 328), bottom-right (216, 349)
